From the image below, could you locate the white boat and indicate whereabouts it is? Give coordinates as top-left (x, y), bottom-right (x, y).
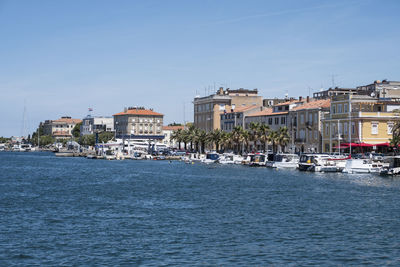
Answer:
top-left (248, 153), bottom-right (268, 167)
top-left (267, 154), bottom-right (299, 168)
top-left (298, 154), bottom-right (341, 172)
top-left (380, 156), bottom-right (400, 176)
top-left (342, 159), bottom-right (385, 174)
top-left (218, 153), bottom-right (244, 165)
top-left (183, 153), bottom-right (205, 163)
top-left (201, 152), bottom-right (220, 164)
top-left (0, 144), bottom-right (6, 151)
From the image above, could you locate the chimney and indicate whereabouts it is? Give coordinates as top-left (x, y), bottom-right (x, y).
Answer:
top-left (218, 87), bottom-right (224, 95)
top-left (306, 96), bottom-right (310, 103)
top-left (299, 96), bottom-right (303, 101)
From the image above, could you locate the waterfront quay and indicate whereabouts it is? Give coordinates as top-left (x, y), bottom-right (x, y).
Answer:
top-left (1, 151), bottom-right (400, 265)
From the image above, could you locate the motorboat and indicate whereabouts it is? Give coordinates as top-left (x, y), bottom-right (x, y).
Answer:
top-left (298, 154), bottom-right (341, 172)
top-left (0, 144), bottom-right (5, 151)
top-left (380, 156), bottom-right (400, 176)
top-left (183, 153), bottom-right (205, 163)
top-left (248, 153), bottom-right (267, 167)
top-left (218, 153), bottom-right (243, 165)
top-left (266, 154), bottom-right (299, 168)
top-left (342, 159), bottom-right (385, 174)
top-left (201, 152), bottom-right (220, 164)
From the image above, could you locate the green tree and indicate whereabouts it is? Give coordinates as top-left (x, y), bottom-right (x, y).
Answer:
top-left (72, 122), bottom-right (82, 138)
top-left (259, 124), bottom-right (270, 152)
top-left (39, 135), bottom-right (55, 146)
top-left (277, 127), bottom-right (290, 153)
top-left (98, 132), bottom-right (114, 143)
top-left (171, 129), bottom-right (184, 150)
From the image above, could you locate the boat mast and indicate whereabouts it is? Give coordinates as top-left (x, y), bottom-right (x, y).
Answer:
top-left (349, 93), bottom-right (352, 156)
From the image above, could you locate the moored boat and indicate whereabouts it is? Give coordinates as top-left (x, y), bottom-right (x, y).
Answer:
top-left (266, 154), bottom-right (299, 168)
top-left (380, 156), bottom-right (400, 176)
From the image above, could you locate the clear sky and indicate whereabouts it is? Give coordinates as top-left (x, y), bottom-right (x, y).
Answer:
top-left (0, 0), bottom-right (399, 137)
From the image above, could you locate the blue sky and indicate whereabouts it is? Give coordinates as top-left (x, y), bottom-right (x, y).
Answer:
top-left (0, 0), bottom-right (399, 137)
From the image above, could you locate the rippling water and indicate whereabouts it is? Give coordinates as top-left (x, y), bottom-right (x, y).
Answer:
top-left (1, 152), bottom-right (400, 265)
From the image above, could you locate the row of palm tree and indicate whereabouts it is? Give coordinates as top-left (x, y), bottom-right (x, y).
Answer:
top-left (171, 123), bottom-right (290, 154)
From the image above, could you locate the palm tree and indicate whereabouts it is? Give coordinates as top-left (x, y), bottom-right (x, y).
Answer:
top-left (269, 130), bottom-right (279, 153)
top-left (277, 127), bottom-right (290, 153)
top-left (198, 130), bottom-right (208, 153)
top-left (240, 129), bottom-right (251, 153)
top-left (171, 129), bottom-right (183, 150)
top-left (232, 126), bottom-right (243, 154)
top-left (181, 129), bottom-right (191, 151)
top-left (210, 129), bottom-right (222, 152)
top-left (220, 131), bottom-right (233, 152)
top-left (249, 122), bottom-right (261, 152)
top-left (259, 124), bottom-right (270, 152)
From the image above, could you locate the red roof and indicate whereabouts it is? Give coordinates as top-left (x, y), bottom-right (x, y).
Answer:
top-left (162, 125), bottom-right (184, 131)
top-left (291, 99), bottom-right (331, 111)
top-left (52, 131), bottom-right (71, 136)
top-left (246, 108), bottom-right (275, 117)
top-left (53, 118), bottom-right (82, 124)
top-left (114, 109), bottom-right (163, 116)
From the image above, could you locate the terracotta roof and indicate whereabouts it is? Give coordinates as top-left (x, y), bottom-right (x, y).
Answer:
top-left (53, 118), bottom-right (82, 124)
top-left (246, 108), bottom-right (277, 117)
top-left (52, 131), bottom-right (71, 136)
top-left (291, 99), bottom-right (331, 111)
top-left (225, 105), bottom-right (261, 114)
top-left (163, 125), bottom-right (184, 131)
top-left (113, 109), bottom-right (163, 116)
top-left (274, 100), bottom-right (301, 106)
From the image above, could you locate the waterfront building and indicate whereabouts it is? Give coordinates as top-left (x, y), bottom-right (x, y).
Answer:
top-left (80, 116), bottom-right (114, 135)
top-left (193, 87), bottom-right (263, 132)
top-left (321, 94), bottom-right (400, 153)
top-left (245, 98), bottom-right (305, 132)
top-left (220, 105), bottom-right (263, 132)
top-left (113, 107), bottom-right (164, 140)
top-left (356, 80), bottom-right (400, 99)
top-left (162, 125), bottom-right (184, 148)
top-left (42, 116), bottom-right (82, 139)
top-left (289, 99), bottom-right (331, 153)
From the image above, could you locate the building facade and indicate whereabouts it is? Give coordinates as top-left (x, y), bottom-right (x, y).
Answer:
top-left (162, 125), bottom-right (184, 148)
top-left (220, 105), bottom-right (263, 132)
top-left (81, 116), bottom-right (114, 135)
top-left (42, 116), bottom-right (82, 139)
top-left (193, 87), bottom-right (263, 132)
top-left (289, 99), bottom-right (330, 153)
top-left (113, 107), bottom-right (164, 140)
top-left (321, 94), bottom-right (400, 153)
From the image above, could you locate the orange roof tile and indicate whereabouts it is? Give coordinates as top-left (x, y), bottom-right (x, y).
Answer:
top-left (162, 125), bottom-right (184, 131)
top-left (52, 131), bottom-right (71, 136)
top-left (246, 108), bottom-right (276, 117)
top-left (113, 109), bottom-right (163, 116)
top-left (291, 99), bottom-right (330, 111)
top-left (53, 118), bottom-right (82, 124)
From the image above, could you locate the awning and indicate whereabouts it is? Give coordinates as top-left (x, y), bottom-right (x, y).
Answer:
top-left (375, 142), bottom-right (390, 147)
top-left (333, 145), bottom-right (349, 149)
top-left (341, 142), bottom-right (374, 147)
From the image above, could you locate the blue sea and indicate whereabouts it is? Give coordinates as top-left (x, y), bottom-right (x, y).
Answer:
top-left (1, 151), bottom-right (400, 265)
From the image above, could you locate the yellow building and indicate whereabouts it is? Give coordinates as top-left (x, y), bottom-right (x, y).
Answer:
top-left (322, 95), bottom-right (400, 153)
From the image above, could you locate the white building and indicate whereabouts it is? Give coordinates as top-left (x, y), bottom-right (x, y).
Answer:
top-left (81, 116), bottom-right (114, 135)
top-left (162, 125), bottom-right (184, 148)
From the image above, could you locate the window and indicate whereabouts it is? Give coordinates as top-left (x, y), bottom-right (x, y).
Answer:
top-left (314, 130), bottom-right (318, 139)
top-left (332, 105), bottom-right (336, 114)
top-left (371, 122), bottom-right (378, 135)
top-left (344, 122), bottom-right (348, 134)
top-left (338, 104), bottom-right (342, 113)
top-left (325, 125), bottom-right (329, 136)
top-left (352, 122), bottom-right (355, 135)
top-left (388, 122), bottom-right (394, 135)
top-left (344, 104), bottom-right (348, 113)
top-left (300, 114), bottom-right (304, 124)
top-left (268, 118), bottom-right (272, 125)
top-left (314, 113), bottom-right (318, 122)
top-left (275, 117), bottom-right (279, 124)
top-left (308, 113), bottom-right (312, 123)
top-left (281, 117), bottom-right (286, 124)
